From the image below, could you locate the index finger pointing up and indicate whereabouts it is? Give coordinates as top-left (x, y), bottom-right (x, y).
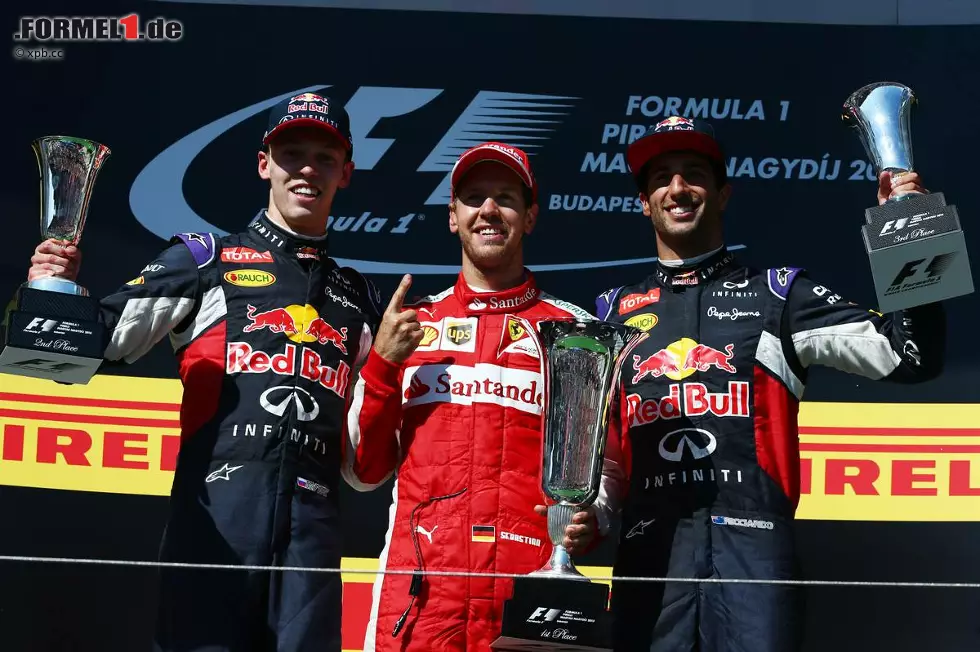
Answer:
top-left (386, 274), bottom-right (413, 314)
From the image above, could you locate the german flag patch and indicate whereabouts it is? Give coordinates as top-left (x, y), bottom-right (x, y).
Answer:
top-left (471, 525), bottom-right (496, 543)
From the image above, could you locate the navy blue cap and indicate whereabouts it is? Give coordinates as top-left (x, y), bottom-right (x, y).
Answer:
top-left (627, 116), bottom-right (724, 182)
top-left (262, 92), bottom-right (353, 155)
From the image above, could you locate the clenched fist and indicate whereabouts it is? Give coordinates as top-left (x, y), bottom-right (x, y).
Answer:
top-left (28, 239), bottom-right (82, 283)
top-left (878, 170), bottom-right (927, 205)
top-left (372, 274), bottom-right (424, 364)
top-left (533, 504), bottom-right (597, 556)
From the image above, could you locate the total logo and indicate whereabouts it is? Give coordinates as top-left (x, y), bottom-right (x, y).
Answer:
top-left (626, 381), bottom-right (750, 426)
top-left (221, 247), bottom-right (273, 264)
top-left (401, 363), bottom-right (543, 415)
top-left (243, 303), bottom-right (348, 354)
top-left (631, 338), bottom-right (736, 383)
top-left (619, 289), bottom-right (660, 315)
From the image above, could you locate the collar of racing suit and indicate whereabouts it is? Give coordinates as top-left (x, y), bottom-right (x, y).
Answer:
top-left (655, 246), bottom-right (735, 290)
top-left (453, 268), bottom-right (540, 315)
top-left (245, 209), bottom-right (331, 259)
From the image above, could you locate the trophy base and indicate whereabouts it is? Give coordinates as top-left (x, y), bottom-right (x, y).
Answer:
top-left (26, 277), bottom-right (90, 296)
top-left (0, 286), bottom-right (105, 385)
top-left (529, 545), bottom-right (588, 581)
top-left (492, 576), bottom-right (612, 651)
top-left (862, 192), bottom-right (974, 312)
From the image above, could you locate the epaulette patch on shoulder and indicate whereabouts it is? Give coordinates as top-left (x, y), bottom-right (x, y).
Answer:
top-left (767, 266), bottom-right (803, 301)
top-left (595, 286), bottom-right (624, 320)
top-left (171, 232), bottom-right (217, 269)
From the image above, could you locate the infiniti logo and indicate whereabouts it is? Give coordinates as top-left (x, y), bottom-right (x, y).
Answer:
top-left (259, 386), bottom-right (320, 422)
top-left (658, 428), bottom-right (718, 462)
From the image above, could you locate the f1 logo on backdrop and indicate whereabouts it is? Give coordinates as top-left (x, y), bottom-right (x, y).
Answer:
top-left (129, 84), bottom-right (738, 274)
top-left (130, 84), bottom-right (578, 239)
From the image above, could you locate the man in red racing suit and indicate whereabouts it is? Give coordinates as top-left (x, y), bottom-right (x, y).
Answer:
top-left (342, 142), bottom-right (628, 651)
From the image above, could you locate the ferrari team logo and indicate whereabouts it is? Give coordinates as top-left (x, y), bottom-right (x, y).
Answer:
top-left (497, 316), bottom-right (539, 359)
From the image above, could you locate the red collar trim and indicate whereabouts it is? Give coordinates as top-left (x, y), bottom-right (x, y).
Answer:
top-left (454, 271), bottom-right (540, 315)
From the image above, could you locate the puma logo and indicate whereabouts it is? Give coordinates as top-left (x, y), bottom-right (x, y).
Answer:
top-left (416, 524), bottom-right (438, 543)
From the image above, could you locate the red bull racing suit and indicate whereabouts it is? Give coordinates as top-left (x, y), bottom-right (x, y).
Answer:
top-left (96, 210), bottom-right (381, 652)
top-left (342, 271), bottom-right (628, 651)
top-left (594, 247), bottom-right (945, 652)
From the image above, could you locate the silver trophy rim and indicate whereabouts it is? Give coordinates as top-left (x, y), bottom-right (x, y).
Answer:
top-left (27, 135), bottom-right (111, 293)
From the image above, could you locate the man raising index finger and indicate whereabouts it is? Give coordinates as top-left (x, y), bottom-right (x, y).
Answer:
top-left (341, 142), bottom-right (628, 651)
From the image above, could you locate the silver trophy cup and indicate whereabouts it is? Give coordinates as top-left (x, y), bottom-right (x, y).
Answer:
top-left (842, 82), bottom-right (915, 187)
top-left (28, 136), bottom-right (111, 296)
top-left (842, 82), bottom-right (974, 313)
top-left (529, 318), bottom-right (647, 580)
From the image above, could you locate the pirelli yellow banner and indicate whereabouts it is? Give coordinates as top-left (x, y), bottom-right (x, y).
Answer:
top-left (1, 376), bottom-right (979, 521)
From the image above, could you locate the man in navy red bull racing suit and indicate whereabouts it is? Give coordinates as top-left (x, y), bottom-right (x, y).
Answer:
top-left (595, 117), bottom-right (946, 651)
top-left (25, 93), bottom-right (381, 652)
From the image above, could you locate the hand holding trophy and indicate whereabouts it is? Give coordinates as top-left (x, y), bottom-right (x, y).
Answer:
top-left (0, 136), bottom-right (111, 384)
top-left (493, 318), bottom-right (647, 652)
top-left (843, 82), bottom-right (973, 312)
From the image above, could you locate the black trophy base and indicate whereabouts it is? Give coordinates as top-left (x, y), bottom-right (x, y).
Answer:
top-left (0, 286), bottom-right (106, 385)
top-left (492, 576), bottom-right (612, 651)
top-left (862, 192), bottom-right (974, 312)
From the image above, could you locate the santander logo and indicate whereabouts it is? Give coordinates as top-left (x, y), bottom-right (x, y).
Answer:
top-left (402, 363), bottom-right (543, 414)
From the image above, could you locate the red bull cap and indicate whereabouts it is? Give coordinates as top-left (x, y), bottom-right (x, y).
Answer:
top-left (626, 116), bottom-right (725, 188)
top-left (262, 92), bottom-right (353, 155)
top-left (450, 142), bottom-right (538, 204)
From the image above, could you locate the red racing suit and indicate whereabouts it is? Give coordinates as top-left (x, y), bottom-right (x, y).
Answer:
top-left (342, 271), bottom-right (628, 652)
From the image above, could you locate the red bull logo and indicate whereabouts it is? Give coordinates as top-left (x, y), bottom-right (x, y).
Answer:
top-left (243, 304), bottom-right (348, 354)
top-left (305, 318), bottom-right (348, 355)
top-left (656, 116), bottom-right (694, 131)
top-left (244, 305), bottom-right (297, 335)
top-left (626, 382), bottom-right (750, 426)
top-left (632, 338), bottom-right (736, 383)
top-left (290, 92), bottom-right (328, 104)
top-left (225, 342), bottom-right (351, 398)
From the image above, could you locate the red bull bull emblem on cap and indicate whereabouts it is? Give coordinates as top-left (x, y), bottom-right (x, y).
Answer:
top-left (656, 116), bottom-right (695, 131)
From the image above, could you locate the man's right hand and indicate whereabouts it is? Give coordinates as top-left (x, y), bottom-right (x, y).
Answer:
top-left (372, 274), bottom-right (424, 364)
top-left (28, 239), bottom-right (81, 282)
